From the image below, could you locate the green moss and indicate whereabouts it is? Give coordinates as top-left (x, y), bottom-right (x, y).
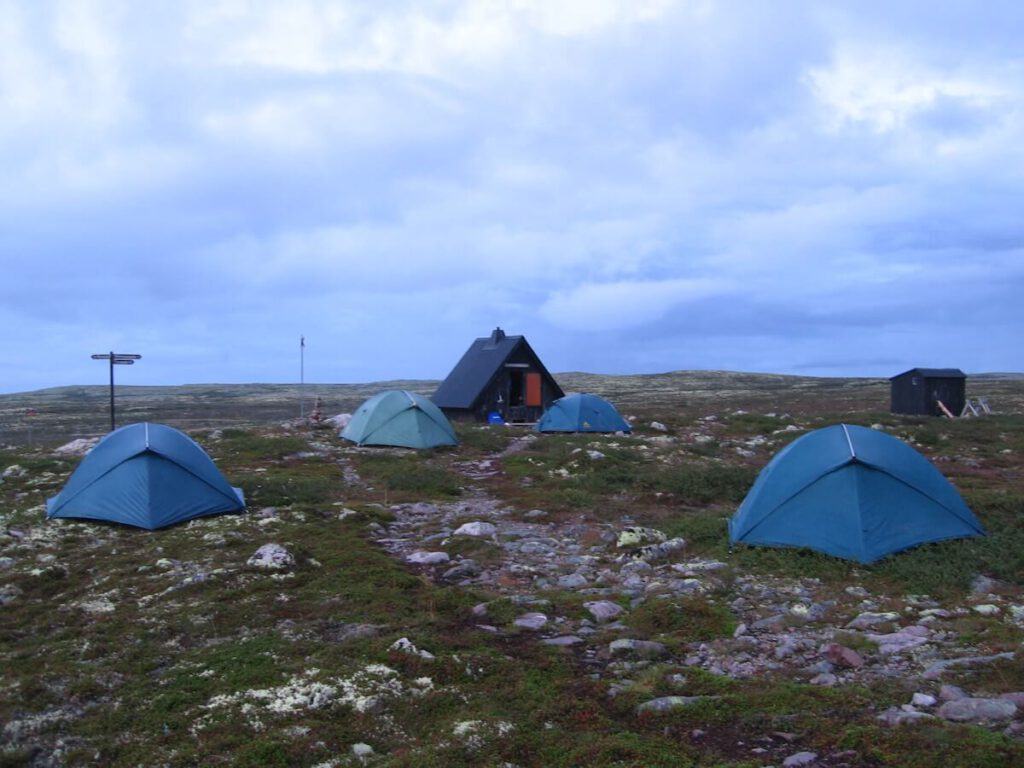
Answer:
top-left (626, 597), bottom-right (735, 642)
top-left (839, 722), bottom-right (1024, 767)
top-left (215, 430), bottom-right (310, 462)
top-left (355, 453), bottom-right (463, 500)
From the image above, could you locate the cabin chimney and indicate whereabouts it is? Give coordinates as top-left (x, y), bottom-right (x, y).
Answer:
top-left (486, 327), bottom-right (506, 347)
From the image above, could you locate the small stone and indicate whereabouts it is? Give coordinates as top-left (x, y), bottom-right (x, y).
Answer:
top-left (442, 560), bottom-right (481, 581)
top-left (846, 611), bottom-right (899, 629)
top-left (609, 639), bottom-right (668, 659)
top-left (390, 637), bottom-right (435, 661)
top-left (584, 600), bottom-right (624, 622)
top-left (972, 604), bottom-right (1000, 616)
top-left (541, 635), bottom-right (584, 646)
top-left (406, 551), bottom-right (450, 565)
top-left (810, 673), bottom-right (837, 686)
top-left (999, 692), bottom-right (1024, 708)
top-left (783, 752), bottom-right (818, 767)
top-left (524, 509), bottom-right (548, 518)
top-left (912, 693), bottom-right (937, 707)
top-left (650, 421), bottom-right (668, 432)
top-left (586, 450), bottom-right (606, 460)
top-left (923, 653), bottom-right (1015, 680)
top-left (877, 707), bottom-right (935, 726)
top-left (514, 612), bottom-right (548, 630)
top-left (1004, 721), bottom-right (1024, 738)
top-left (775, 638), bottom-right (798, 660)
top-left (620, 560), bottom-right (653, 576)
top-left (939, 684), bottom-right (968, 701)
top-left (351, 743), bottom-right (374, 761)
top-left (453, 521), bottom-right (497, 537)
top-left (751, 614), bottom-right (787, 631)
top-left (971, 575), bottom-right (1004, 595)
top-left (557, 573), bottom-right (589, 589)
top-left (617, 527), bottom-right (667, 548)
top-left (247, 543), bottom-right (294, 570)
top-left (629, 537), bottom-right (686, 563)
top-left (938, 698), bottom-right (1017, 723)
top-left (636, 696), bottom-right (714, 714)
top-left (321, 623), bottom-right (381, 643)
top-left (823, 643), bottom-right (865, 669)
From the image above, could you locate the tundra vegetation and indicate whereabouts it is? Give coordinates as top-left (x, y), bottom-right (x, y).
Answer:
top-left (1, 372), bottom-right (1024, 767)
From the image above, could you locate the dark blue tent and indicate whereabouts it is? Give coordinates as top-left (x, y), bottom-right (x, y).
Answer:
top-left (534, 393), bottom-right (631, 433)
top-left (729, 424), bottom-right (983, 564)
top-left (47, 423), bottom-right (245, 530)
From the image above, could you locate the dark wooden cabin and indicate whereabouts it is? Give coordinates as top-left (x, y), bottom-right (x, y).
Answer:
top-left (432, 328), bottom-right (564, 423)
top-left (890, 368), bottom-right (966, 416)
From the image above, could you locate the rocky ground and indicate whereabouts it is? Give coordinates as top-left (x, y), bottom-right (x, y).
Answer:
top-left (2, 380), bottom-right (1024, 766)
top-left (370, 441), bottom-right (1024, 760)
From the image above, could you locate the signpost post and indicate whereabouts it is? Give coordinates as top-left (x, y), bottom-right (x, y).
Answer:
top-left (91, 352), bottom-right (142, 432)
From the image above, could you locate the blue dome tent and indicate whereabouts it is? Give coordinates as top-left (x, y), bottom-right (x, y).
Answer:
top-left (47, 423), bottom-right (245, 530)
top-left (342, 390), bottom-right (458, 449)
top-left (728, 424), bottom-right (983, 564)
top-left (534, 393), bottom-right (631, 433)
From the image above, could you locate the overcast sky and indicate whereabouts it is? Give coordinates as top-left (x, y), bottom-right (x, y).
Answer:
top-left (1, 0), bottom-right (1021, 393)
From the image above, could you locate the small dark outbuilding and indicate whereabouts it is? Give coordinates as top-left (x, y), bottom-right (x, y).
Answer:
top-left (890, 368), bottom-right (967, 417)
top-left (432, 328), bottom-right (564, 423)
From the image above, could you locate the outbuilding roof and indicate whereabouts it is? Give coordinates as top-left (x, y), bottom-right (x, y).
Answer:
top-left (891, 368), bottom-right (966, 380)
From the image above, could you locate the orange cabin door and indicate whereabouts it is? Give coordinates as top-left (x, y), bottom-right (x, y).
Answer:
top-left (525, 373), bottom-right (542, 407)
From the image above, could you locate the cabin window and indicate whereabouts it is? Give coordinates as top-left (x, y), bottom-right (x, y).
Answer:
top-left (911, 377), bottom-right (919, 386)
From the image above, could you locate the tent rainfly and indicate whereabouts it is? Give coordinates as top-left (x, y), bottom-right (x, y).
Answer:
top-left (47, 422), bottom-right (245, 530)
top-left (534, 393), bottom-right (632, 433)
top-left (728, 423), bottom-right (984, 564)
top-left (342, 390), bottom-right (458, 449)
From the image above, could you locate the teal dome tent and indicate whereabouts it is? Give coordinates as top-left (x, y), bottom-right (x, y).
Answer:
top-left (47, 423), bottom-right (245, 530)
top-left (535, 393), bottom-right (631, 433)
top-left (342, 390), bottom-right (458, 449)
top-left (729, 424), bottom-right (983, 564)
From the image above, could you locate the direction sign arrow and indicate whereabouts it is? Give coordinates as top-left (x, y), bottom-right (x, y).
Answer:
top-left (91, 354), bottom-right (113, 360)
top-left (112, 360), bottom-right (135, 365)
top-left (113, 354), bottom-right (142, 360)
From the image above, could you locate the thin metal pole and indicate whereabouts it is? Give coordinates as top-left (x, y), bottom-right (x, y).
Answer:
top-left (300, 336), bottom-right (305, 419)
top-left (109, 351), bottom-right (115, 432)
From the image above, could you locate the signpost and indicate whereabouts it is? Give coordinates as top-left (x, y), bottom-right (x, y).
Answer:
top-left (91, 352), bottom-right (142, 432)
top-left (300, 336), bottom-right (305, 420)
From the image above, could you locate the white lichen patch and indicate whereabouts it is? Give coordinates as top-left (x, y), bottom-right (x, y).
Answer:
top-left (451, 719), bottom-right (516, 751)
top-left (390, 637), bottom-right (436, 661)
top-left (2, 706), bottom-right (80, 744)
top-left (202, 663), bottom-right (426, 726)
top-left (77, 596), bottom-right (118, 614)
